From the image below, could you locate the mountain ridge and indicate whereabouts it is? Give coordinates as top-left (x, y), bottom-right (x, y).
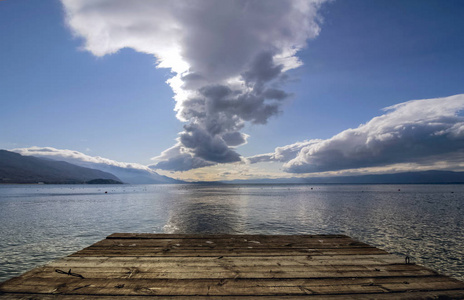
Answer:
top-left (221, 170), bottom-right (464, 185)
top-left (0, 150), bottom-right (122, 184)
top-left (9, 149), bottom-right (184, 184)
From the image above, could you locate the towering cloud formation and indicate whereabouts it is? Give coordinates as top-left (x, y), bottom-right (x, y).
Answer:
top-left (61, 0), bottom-right (327, 171)
top-left (249, 94), bottom-right (464, 173)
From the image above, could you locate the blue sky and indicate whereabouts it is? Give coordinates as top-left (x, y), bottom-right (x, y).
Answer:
top-left (250, 0), bottom-right (464, 151)
top-left (0, 0), bottom-right (182, 163)
top-left (1, 0), bottom-right (464, 181)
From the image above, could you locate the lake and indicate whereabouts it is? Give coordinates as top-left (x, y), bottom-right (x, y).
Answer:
top-left (0, 183), bottom-right (463, 282)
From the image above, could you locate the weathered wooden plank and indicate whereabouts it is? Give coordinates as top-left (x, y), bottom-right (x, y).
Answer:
top-left (23, 260), bottom-right (423, 272)
top-left (60, 253), bottom-right (398, 261)
top-left (71, 248), bottom-right (386, 257)
top-left (14, 274), bottom-right (455, 287)
top-left (84, 244), bottom-right (373, 254)
top-left (381, 281), bottom-right (464, 292)
top-left (77, 246), bottom-right (384, 252)
top-left (106, 233), bottom-right (350, 240)
top-left (81, 246), bottom-right (374, 251)
top-left (94, 237), bottom-right (368, 247)
top-left (3, 269), bottom-right (439, 282)
top-left (2, 276), bottom-right (463, 296)
top-left (4, 292), bottom-right (464, 300)
top-left (82, 241), bottom-right (375, 253)
top-left (23, 271), bottom-right (425, 281)
top-left (49, 254), bottom-right (397, 264)
top-left (61, 254), bottom-right (400, 262)
top-left (21, 265), bottom-right (434, 279)
top-left (83, 246), bottom-right (376, 252)
top-left (70, 248), bottom-right (387, 257)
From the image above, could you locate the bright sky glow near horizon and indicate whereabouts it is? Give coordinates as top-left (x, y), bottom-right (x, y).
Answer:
top-left (1, 0), bottom-right (464, 182)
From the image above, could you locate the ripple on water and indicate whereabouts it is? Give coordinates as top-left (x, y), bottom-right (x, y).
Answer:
top-left (0, 184), bottom-right (463, 282)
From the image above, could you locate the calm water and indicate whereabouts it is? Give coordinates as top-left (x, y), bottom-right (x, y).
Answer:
top-left (0, 184), bottom-right (463, 282)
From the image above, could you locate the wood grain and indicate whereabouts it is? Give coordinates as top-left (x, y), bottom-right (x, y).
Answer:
top-left (1, 234), bottom-right (463, 299)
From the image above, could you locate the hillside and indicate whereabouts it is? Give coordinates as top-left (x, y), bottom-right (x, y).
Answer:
top-left (11, 150), bottom-right (184, 184)
top-left (0, 150), bottom-right (122, 184)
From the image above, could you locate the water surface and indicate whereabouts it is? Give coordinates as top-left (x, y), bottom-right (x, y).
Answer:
top-left (0, 184), bottom-right (463, 282)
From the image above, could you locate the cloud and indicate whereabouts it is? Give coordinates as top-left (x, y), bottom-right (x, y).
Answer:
top-left (61, 0), bottom-right (328, 171)
top-left (222, 132), bottom-right (249, 147)
top-left (13, 146), bottom-right (148, 170)
top-left (11, 147), bottom-right (180, 183)
top-left (254, 94), bottom-right (464, 173)
top-left (149, 143), bottom-right (215, 172)
top-left (247, 139), bottom-right (322, 164)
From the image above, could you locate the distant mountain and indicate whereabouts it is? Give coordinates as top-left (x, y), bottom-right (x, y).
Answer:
top-left (79, 164), bottom-right (183, 184)
top-left (0, 150), bottom-right (122, 184)
top-left (222, 171), bottom-right (464, 184)
top-left (45, 160), bottom-right (184, 184)
top-left (85, 179), bottom-right (123, 184)
top-left (10, 150), bottom-right (184, 184)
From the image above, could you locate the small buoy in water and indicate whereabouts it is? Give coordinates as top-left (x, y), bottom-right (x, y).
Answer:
top-left (398, 189), bottom-right (401, 191)
top-left (105, 191), bottom-right (108, 194)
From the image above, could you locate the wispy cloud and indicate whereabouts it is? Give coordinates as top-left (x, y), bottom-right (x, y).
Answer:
top-left (13, 146), bottom-right (150, 170)
top-left (248, 94), bottom-right (464, 173)
top-left (61, 0), bottom-right (328, 171)
top-left (247, 139), bottom-right (322, 164)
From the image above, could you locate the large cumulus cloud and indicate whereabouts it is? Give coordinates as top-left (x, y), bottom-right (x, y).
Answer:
top-left (249, 94), bottom-right (464, 173)
top-left (61, 0), bottom-right (327, 171)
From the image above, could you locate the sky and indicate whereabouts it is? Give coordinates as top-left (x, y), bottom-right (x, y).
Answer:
top-left (1, 0), bottom-right (464, 182)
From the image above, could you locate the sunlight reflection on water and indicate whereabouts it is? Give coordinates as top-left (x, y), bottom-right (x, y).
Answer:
top-left (0, 183), bottom-right (463, 282)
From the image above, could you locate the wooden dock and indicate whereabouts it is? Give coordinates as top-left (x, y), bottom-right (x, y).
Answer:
top-left (1, 234), bottom-right (464, 299)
